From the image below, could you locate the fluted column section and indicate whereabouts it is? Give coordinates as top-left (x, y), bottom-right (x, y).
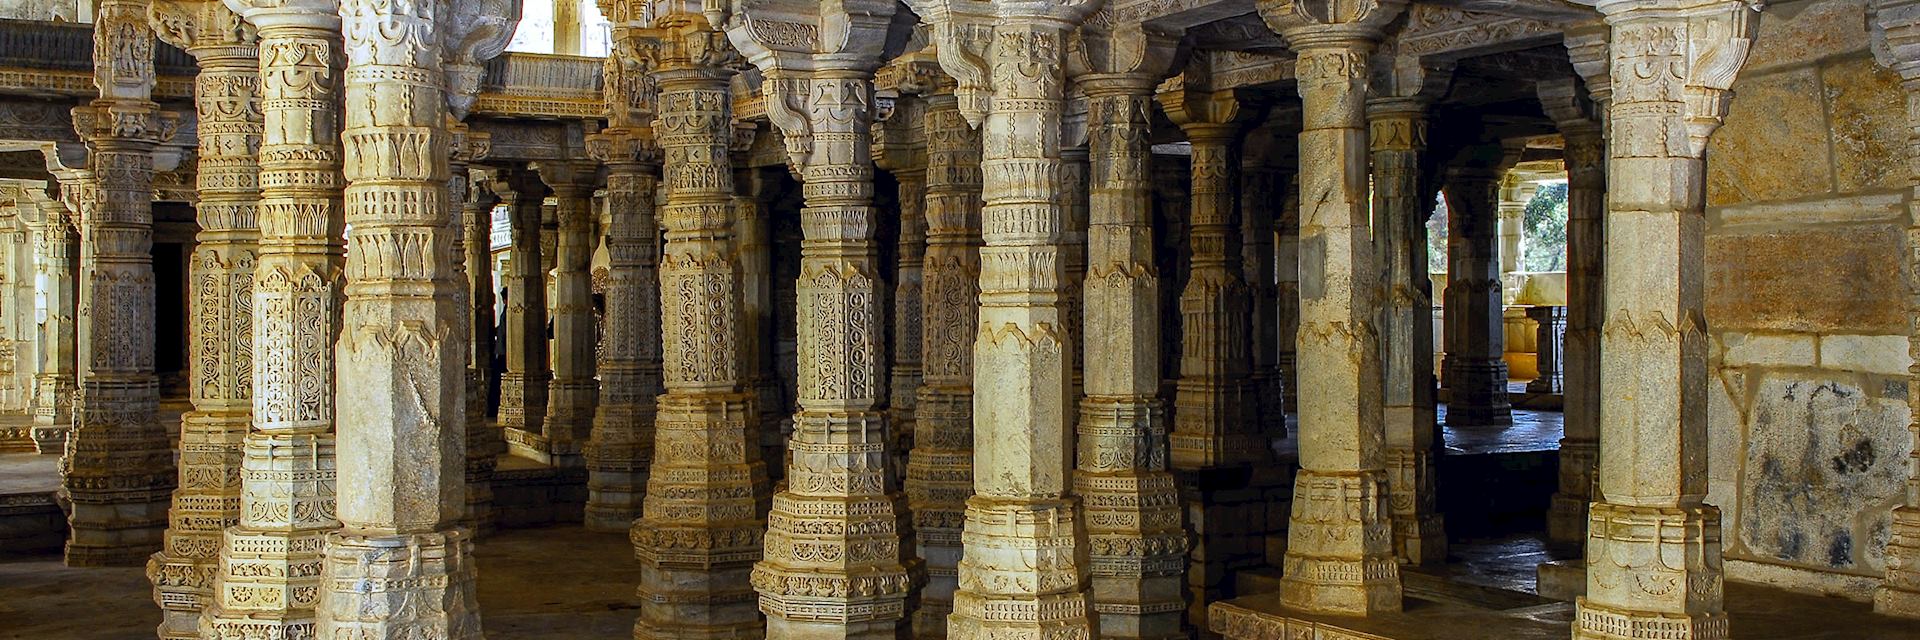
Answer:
top-left (1075, 75), bottom-right (1187, 640)
top-left (1574, 1), bottom-right (1758, 637)
top-left (1877, 0), bottom-right (1920, 619)
top-left (62, 0), bottom-right (175, 567)
top-left (905, 85), bottom-right (981, 640)
top-left (148, 10), bottom-right (261, 633)
top-left (1262, 3), bottom-right (1406, 615)
top-left (318, 0), bottom-right (480, 636)
top-left (629, 16), bottom-right (767, 639)
top-left (540, 161), bottom-right (600, 467)
top-left (498, 171), bottom-right (550, 452)
top-left (1368, 99), bottom-right (1444, 566)
top-left (1441, 163), bottom-right (1511, 428)
top-left (29, 190), bottom-right (76, 454)
top-left (585, 131), bottom-right (662, 532)
top-left (200, 3), bottom-right (342, 636)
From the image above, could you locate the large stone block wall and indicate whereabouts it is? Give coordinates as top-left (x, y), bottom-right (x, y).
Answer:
top-left (1703, 0), bottom-right (1915, 599)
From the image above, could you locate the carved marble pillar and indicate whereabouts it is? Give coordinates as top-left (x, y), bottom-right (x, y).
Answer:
top-left (904, 80), bottom-right (982, 640)
top-left (498, 170), bottom-right (551, 453)
top-left (539, 160), bottom-right (600, 467)
top-left (628, 15), bottom-right (767, 639)
top-left (733, 166), bottom-right (782, 481)
top-left (584, 128), bottom-right (661, 532)
top-left (1573, 1), bottom-right (1758, 637)
top-left (28, 185), bottom-right (76, 454)
top-left (730, 6), bottom-right (916, 633)
top-left (911, 8), bottom-right (1101, 637)
top-left (1070, 28), bottom-right (1188, 638)
top-left (63, 0), bottom-right (177, 567)
top-left (1440, 155), bottom-right (1512, 429)
top-left (1368, 97), bottom-right (1444, 566)
top-left (454, 131), bottom-right (505, 537)
top-left (1496, 172), bottom-right (1534, 285)
top-left (146, 3), bottom-right (260, 632)
top-left (1261, 0), bottom-right (1405, 615)
top-left (200, 2), bottom-right (341, 635)
top-left (317, 0), bottom-right (500, 636)
top-left (875, 96), bottom-right (927, 494)
top-left (1526, 306), bottom-right (1566, 395)
top-left (1877, 0), bottom-right (1920, 619)
top-left (1538, 71), bottom-right (1607, 551)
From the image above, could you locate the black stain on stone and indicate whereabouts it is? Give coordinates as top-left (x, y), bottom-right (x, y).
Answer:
top-left (1777, 527), bottom-right (1805, 560)
top-left (1829, 438), bottom-right (1875, 475)
top-left (1828, 534), bottom-right (1853, 568)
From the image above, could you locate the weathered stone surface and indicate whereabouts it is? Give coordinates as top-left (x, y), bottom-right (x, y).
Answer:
top-left (1824, 56), bottom-right (1908, 193)
top-left (1707, 67), bottom-right (1833, 207)
top-left (1719, 332), bottom-right (1817, 369)
top-left (1742, 0), bottom-right (1867, 73)
top-left (1819, 334), bottom-right (1913, 375)
top-left (1706, 225), bottom-right (1906, 334)
top-left (1739, 376), bottom-right (1911, 574)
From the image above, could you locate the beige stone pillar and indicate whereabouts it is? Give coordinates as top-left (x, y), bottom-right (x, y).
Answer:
top-left (1538, 70), bottom-right (1607, 551)
top-left (1069, 23), bottom-right (1188, 640)
top-left (1877, 0), bottom-right (1920, 618)
top-left (904, 74), bottom-right (982, 640)
top-left (910, 3), bottom-right (1103, 635)
top-left (1260, 0), bottom-right (1405, 615)
top-left (1368, 94), bottom-right (1445, 566)
top-left (201, 1), bottom-right (342, 635)
top-left (453, 131), bottom-right (505, 537)
top-left (28, 183), bottom-right (76, 454)
top-left (1440, 150), bottom-right (1512, 429)
top-left (1574, 1), bottom-right (1758, 637)
top-left (728, 5), bottom-right (916, 635)
top-left (145, 1), bottom-right (259, 632)
top-left (317, 0), bottom-right (507, 636)
top-left (538, 160), bottom-right (600, 467)
top-left (1496, 173), bottom-right (1534, 283)
top-left (874, 79), bottom-right (928, 490)
top-left (734, 164), bottom-right (783, 481)
top-left (1526, 306), bottom-right (1566, 394)
top-left (498, 169), bottom-right (551, 453)
top-left (584, 127), bottom-right (662, 532)
top-left (628, 14), bottom-right (768, 639)
top-left (64, 0), bottom-right (177, 567)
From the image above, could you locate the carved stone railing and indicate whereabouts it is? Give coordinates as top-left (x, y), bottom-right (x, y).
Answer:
top-left (470, 52), bottom-right (605, 119)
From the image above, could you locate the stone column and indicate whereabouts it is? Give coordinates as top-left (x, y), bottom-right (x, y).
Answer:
top-left (497, 169), bottom-right (550, 453)
top-left (583, 128), bottom-right (661, 532)
top-left (1275, 174), bottom-right (1299, 414)
top-left (201, 1), bottom-right (341, 635)
top-left (1260, 0), bottom-right (1405, 615)
top-left (146, 2), bottom-right (260, 632)
top-left (317, 0), bottom-right (499, 635)
top-left (1070, 24), bottom-right (1188, 639)
top-left (1526, 306), bottom-right (1565, 395)
top-left (1877, 0), bottom-right (1920, 619)
top-left (729, 5), bottom-right (916, 633)
top-left (28, 184), bottom-right (76, 454)
top-left (453, 131), bottom-right (505, 537)
top-left (1241, 130), bottom-right (1285, 440)
top-left (1162, 86), bottom-right (1260, 472)
top-left (538, 160), bottom-right (600, 467)
top-left (64, 0), bottom-right (177, 567)
top-left (1573, 1), bottom-right (1757, 637)
top-left (913, 5), bottom-right (1102, 636)
top-left (1061, 135), bottom-right (1088, 428)
top-left (874, 86), bottom-right (927, 490)
top-left (1538, 70), bottom-right (1607, 551)
top-left (628, 14), bottom-right (767, 639)
top-left (1440, 152), bottom-right (1512, 429)
top-left (1368, 95), bottom-right (1444, 566)
top-left (1496, 172), bottom-right (1535, 285)
top-left (733, 166), bottom-right (782, 480)
top-left (904, 76), bottom-right (982, 640)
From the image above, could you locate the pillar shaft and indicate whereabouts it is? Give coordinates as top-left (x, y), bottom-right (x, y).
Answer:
top-left (1877, 0), bottom-right (1920, 618)
top-left (1441, 165), bottom-right (1511, 428)
top-left (1242, 163), bottom-right (1285, 439)
top-left (64, 0), bottom-right (175, 567)
top-left (540, 162), bottom-right (600, 467)
top-left (905, 86), bottom-right (981, 640)
top-left (1167, 117), bottom-right (1259, 470)
top-left (1076, 77), bottom-right (1187, 640)
top-left (29, 190), bottom-right (76, 454)
top-left (319, 0), bottom-right (480, 636)
top-left (1552, 114), bottom-right (1606, 549)
top-left (1275, 176), bottom-right (1299, 414)
top-left (201, 4), bottom-right (343, 636)
top-left (630, 16), bottom-right (767, 639)
top-left (148, 9), bottom-right (260, 633)
top-left (585, 132), bottom-right (662, 532)
top-left (1526, 306), bottom-right (1566, 394)
top-left (459, 156), bottom-right (505, 536)
top-left (498, 173), bottom-right (550, 450)
top-left (1368, 100), bottom-right (1443, 566)
top-left (1574, 1), bottom-right (1758, 637)
top-left (891, 166), bottom-right (926, 483)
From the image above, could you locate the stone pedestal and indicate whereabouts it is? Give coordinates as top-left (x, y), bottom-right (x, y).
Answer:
top-left (1525, 306), bottom-right (1565, 395)
top-left (538, 162), bottom-right (601, 468)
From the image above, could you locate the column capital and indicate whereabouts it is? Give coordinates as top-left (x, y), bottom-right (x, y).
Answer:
top-left (587, 126), bottom-right (663, 167)
top-left (226, 0), bottom-right (342, 30)
top-left (1590, 0), bottom-right (1763, 156)
top-left (1365, 99), bottom-right (1427, 153)
top-left (1158, 84), bottom-right (1250, 141)
top-left (533, 159), bottom-right (602, 198)
top-left (1259, 0), bottom-right (1406, 48)
top-left (1066, 21), bottom-right (1180, 93)
top-left (150, 0), bottom-right (258, 61)
top-left (636, 13), bottom-right (739, 82)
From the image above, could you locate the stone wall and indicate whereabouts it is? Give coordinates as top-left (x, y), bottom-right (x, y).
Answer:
top-left (0, 1), bottom-right (76, 22)
top-left (1703, 0), bottom-right (1914, 599)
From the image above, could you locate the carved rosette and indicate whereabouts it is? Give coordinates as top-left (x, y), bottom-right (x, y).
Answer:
top-left (905, 82), bottom-right (983, 640)
top-left (538, 160), bottom-right (602, 466)
top-left (584, 126), bottom-right (662, 532)
top-left (1876, 0), bottom-right (1920, 620)
top-left (629, 13), bottom-right (769, 640)
top-left (63, 0), bottom-right (179, 568)
top-left (146, 1), bottom-right (263, 634)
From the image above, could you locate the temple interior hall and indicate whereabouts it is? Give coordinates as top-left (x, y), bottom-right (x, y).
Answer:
top-left (0, 0), bottom-right (1918, 638)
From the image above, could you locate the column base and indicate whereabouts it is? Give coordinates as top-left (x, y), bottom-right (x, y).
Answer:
top-left (1279, 470), bottom-right (1401, 615)
top-left (318, 530), bottom-right (482, 640)
top-left (1442, 358), bottom-right (1512, 428)
top-left (1573, 598), bottom-right (1728, 640)
top-left (201, 527), bottom-right (328, 638)
top-left (65, 502), bottom-right (170, 567)
top-left (1575, 502), bottom-right (1725, 639)
top-left (1548, 492), bottom-right (1591, 553)
top-left (30, 425), bottom-right (67, 454)
top-left (1874, 507), bottom-right (1920, 618)
top-left (1383, 447), bottom-right (1445, 566)
top-left (584, 468), bottom-right (646, 532)
top-left (947, 496), bottom-right (1096, 640)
